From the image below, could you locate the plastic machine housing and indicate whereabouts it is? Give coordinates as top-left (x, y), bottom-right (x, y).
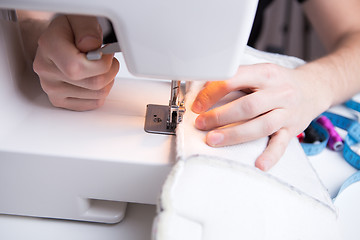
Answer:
top-left (0, 0), bottom-right (258, 223)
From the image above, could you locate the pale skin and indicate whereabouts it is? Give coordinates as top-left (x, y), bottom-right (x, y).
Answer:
top-left (18, 13), bottom-right (119, 111)
top-left (18, 0), bottom-right (360, 170)
top-left (192, 0), bottom-right (360, 171)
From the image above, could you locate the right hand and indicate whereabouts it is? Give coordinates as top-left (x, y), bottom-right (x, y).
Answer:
top-left (191, 63), bottom-right (332, 171)
top-left (33, 15), bottom-right (120, 111)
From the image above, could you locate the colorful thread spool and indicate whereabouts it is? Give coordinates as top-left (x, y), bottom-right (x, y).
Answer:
top-left (303, 124), bottom-right (325, 144)
top-left (297, 132), bottom-right (305, 142)
top-left (316, 115), bottom-right (344, 151)
top-left (323, 111), bottom-right (360, 169)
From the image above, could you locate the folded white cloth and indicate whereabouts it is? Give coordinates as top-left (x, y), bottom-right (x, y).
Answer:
top-left (153, 47), bottom-right (341, 240)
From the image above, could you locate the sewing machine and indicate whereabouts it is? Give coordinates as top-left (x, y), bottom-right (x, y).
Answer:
top-left (0, 0), bottom-right (258, 235)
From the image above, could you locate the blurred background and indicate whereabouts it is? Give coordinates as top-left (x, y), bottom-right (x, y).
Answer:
top-left (252, 0), bottom-right (326, 61)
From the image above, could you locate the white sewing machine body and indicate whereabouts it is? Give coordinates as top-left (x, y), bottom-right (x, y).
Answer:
top-left (1, 0), bottom-right (258, 80)
top-left (0, 18), bottom-right (174, 223)
top-left (0, 0), bottom-right (258, 224)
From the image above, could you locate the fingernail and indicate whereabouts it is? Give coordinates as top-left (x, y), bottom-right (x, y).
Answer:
top-left (207, 131), bottom-right (224, 146)
top-left (195, 115), bottom-right (206, 130)
top-left (192, 100), bottom-right (203, 113)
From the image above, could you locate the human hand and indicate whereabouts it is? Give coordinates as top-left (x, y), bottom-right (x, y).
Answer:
top-left (33, 15), bottom-right (120, 111)
top-left (191, 63), bottom-right (331, 171)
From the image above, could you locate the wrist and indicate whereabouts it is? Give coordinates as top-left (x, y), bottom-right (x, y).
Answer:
top-left (18, 17), bottom-right (51, 61)
top-left (294, 64), bottom-right (334, 117)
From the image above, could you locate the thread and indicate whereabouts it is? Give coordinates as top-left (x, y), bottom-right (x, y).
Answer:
top-left (297, 132), bottom-right (305, 142)
top-left (303, 124), bottom-right (324, 144)
top-left (316, 116), bottom-right (344, 151)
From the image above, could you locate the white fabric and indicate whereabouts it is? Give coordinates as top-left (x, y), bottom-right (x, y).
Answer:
top-left (177, 47), bottom-right (332, 207)
top-left (154, 156), bottom-right (340, 240)
top-left (153, 47), bottom-right (340, 240)
top-left (334, 179), bottom-right (360, 240)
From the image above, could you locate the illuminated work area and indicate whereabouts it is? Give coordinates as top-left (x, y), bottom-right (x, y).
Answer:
top-left (1, 0), bottom-right (360, 239)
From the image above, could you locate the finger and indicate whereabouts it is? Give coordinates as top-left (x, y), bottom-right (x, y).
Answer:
top-left (255, 128), bottom-right (292, 171)
top-left (42, 79), bottom-right (114, 100)
top-left (35, 53), bottom-right (119, 91)
top-left (191, 81), bottom-right (230, 113)
top-left (227, 63), bottom-right (283, 90)
top-left (39, 16), bottom-right (113, 80)
top-left (49, 96), bottom-right (106, 111)
top-left (205, 109), bottom-right (285, 147)
top-left (195, 89), bottom-right (285, 130)
top-left (63, 58), bottom-right (119, 90)
top-left (33, 47), bottom-right (61, 78)
top-left (191, 63), bottom-right (283, 113)
top-left (66, 15), bottom-right (103, 52)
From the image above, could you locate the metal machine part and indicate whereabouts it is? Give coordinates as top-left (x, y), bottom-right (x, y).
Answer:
top-left (144, 80), bottom-right (186, 135)
top-left (87, 42), bottom-right (121, 60)
top-left (87, 46), bottom-right (186, 135)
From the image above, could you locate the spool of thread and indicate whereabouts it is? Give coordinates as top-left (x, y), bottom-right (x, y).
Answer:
top-left (297, 132), bottom-right (305, 142)
top-left (303, 124), bottom-right (324, 144)
top-left (316, 115), bottom-right (344, 151)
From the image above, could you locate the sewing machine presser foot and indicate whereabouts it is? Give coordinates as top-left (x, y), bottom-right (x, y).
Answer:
top-left (144, 80), bottom-right (185, 135)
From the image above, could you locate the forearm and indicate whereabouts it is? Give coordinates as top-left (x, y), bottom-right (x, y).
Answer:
top-left (299, 0), bottom-right (360, 110)
top-left (297, 31), bottom-right (360, 110)
top-left (17, 11), bottom-right (53, 61)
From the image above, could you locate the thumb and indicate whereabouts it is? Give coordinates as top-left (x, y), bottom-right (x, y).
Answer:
top-left (66, 15), bottom-right (103, 53)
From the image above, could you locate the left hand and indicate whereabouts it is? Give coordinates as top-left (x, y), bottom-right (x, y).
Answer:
top-left (33, 15), bottom-right (119, 111)
top-left (191, 63), bottom-right (331, 171)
